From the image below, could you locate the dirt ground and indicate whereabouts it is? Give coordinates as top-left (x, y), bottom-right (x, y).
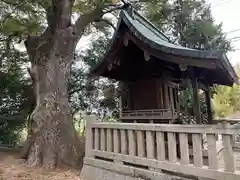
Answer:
top-left (0, 151), bottom-right (81, 180)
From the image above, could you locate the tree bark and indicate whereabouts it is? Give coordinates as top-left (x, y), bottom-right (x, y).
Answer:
top-left (23, 27), bottom-right (84, 169)
top-left (20, 0), bottom-right (126, 170)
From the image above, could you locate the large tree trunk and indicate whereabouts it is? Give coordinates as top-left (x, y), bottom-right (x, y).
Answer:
top-left (23, 27), bottom-right (84, 169)
top-left (20, 0), bottom-right (114, 169)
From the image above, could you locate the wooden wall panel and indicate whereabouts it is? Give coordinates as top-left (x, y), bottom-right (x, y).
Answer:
top-left (120, 79), bottom-right (180, 111)
top-left (129, 79), bottom-right (159, 109)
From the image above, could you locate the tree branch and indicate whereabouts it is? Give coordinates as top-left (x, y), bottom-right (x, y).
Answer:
top-left (103, 3), bottom-right (129, 14)
top-left (47, 0), bottom-right (75, 30)
top-left (73, 3), bottom-right (129, 37)
top-left (100, 19), bottom-right (116, 30)
top-left (73, 9), bottom-right (104, 37)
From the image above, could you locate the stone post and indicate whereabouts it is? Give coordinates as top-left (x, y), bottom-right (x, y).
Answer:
top-left (84, 115), bottom-right (97, 157)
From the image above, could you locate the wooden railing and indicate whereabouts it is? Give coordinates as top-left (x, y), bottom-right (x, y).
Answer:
top-left (84, 116), bottom-right (240, 180)
top-left (121, 109), bottom-right (178, 120)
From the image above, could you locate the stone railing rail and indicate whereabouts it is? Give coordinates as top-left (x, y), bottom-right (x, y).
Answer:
top-left (84, 116), bottom-right (240, 180)
top-left (212, 119), bottom-right (240, 149)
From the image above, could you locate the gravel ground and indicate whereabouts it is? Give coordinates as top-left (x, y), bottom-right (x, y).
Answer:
top-left (0, 152), bottom-right (80, 180)
top-left (1, 149), bottom-right (240, 180)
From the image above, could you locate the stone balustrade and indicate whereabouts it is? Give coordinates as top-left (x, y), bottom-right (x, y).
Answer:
top-left (82, 116), bottom-right (240, 180)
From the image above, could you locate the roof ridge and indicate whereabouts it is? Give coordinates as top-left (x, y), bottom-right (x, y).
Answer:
top-left (125, 6), bottom-right (171, 43)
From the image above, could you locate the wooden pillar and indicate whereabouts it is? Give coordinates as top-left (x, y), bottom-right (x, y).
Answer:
top-left (169, 87), bottom-right (175, 123)
top-left (169, 87), bottom-right (174, 110)
top-left (205, 87), bottom-right (213, 124)
top-left (164, 83), bottom-right (170, 109)
top-left (160, 85), bottom-right (164, 109)
top-left (119, 95), bottom-right (123, 119)
top-left (191, 76), bottom-right (201, 124)
top-left (176, 88), bottom-right (180, 112)
top-left (156, 80), bottom-right (162, 109)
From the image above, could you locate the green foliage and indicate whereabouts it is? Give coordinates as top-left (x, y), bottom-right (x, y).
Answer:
top-left (212, 86), bottom-right (234, 118)
top-left (0, 47), bottom-right (32, 144)
top-left (69, 34), bottom-right (119, 121)
top-left (140, 0), bottom-right (172, 31)
top-left (0, 1), bottom-right (39, 144)
top-left (179, 88), bottom-right (193, 115)
top-left (212, 80), bottom-right (240, 118)
top-left (0, 0), bottom-right (46, 41)
top-left (144, 0), bottom-right (231, 50)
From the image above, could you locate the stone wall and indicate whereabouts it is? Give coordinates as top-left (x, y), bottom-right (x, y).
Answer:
top-left (80, 164), bottom-right (193, 180)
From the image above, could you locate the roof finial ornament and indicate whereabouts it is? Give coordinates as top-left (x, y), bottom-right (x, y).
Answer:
top-left (121, 0), bottom-right (131, 10)
top-left (123, 1), bottom-right (134, 18)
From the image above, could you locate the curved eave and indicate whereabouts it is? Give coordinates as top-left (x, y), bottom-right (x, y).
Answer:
top-left (120, 10), bottom-right (238, 84)
top-left (90, 9), bottom-right (238, 85)
top-left (121, 10), bottom-right (221, 59)
top-left (89, 18), bottom-right (123, 76)
top-left (221, 54), bottom-right (239, 84)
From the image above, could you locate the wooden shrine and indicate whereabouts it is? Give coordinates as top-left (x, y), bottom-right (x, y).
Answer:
top-left (90, 7), bottom-right (238, 124)
top-left (81, 8), bottom-right (240, 180)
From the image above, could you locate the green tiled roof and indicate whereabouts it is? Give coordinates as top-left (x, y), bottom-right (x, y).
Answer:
top-left (121, 8), bottom-right (224, 59)
top-left (90, 6), bottom-right (238, 84)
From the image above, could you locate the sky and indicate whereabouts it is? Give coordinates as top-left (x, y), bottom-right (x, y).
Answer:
top-left (208, 0), bottom-right (240, 65)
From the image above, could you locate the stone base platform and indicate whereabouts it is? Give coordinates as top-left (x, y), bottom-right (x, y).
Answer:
top-left (80, 162), bottom-right (193, 180)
